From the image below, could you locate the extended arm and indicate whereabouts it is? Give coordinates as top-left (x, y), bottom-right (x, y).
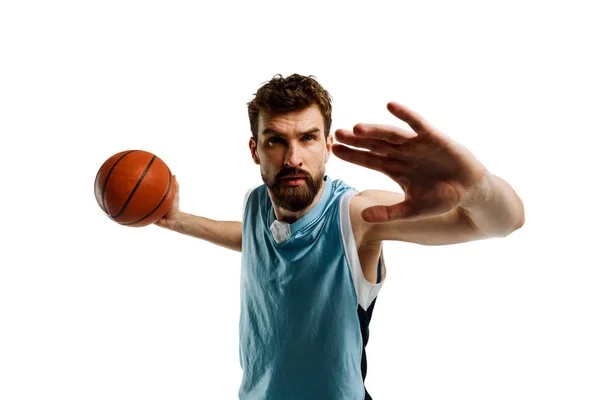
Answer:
top-left (165, 213), bottom-right (242, 252)
top-left (155, 176), bottom-right (243, 252)
top-left (335, 102), bottom-right (524, 246)
top-left (351, 175), bottom-right (523, 247)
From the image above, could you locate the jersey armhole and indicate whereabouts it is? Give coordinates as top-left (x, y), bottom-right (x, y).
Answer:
top-left (339, 190), bottom-right (387, 311)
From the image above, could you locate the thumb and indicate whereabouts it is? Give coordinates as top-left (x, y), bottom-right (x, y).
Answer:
top-left (361, 201), bottom-right (417, 223)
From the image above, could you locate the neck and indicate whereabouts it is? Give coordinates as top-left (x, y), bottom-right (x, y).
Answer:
top-left (270, 182), bottom-right (326, 224)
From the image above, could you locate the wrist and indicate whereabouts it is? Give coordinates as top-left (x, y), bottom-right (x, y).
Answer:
top-left (170, 212), bottom-right (189, 233)
top-left (157, 211), bottom-right (186, 232)
top-left (460, 170), bottom-right (494, 212)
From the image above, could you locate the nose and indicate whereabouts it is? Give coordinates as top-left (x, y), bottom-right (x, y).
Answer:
top-left (284, 142), bottom-right (303, 168)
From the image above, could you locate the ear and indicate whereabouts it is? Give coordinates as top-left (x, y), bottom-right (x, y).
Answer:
top-left (324, 134), bottom-right (333, 163)
top-left (249, 137), bottom-right (260, 165)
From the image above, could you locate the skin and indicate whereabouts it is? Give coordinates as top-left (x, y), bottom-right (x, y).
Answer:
top-left (248, 105), bottom-right (333, 224)
top-left (248, 105), bottom-right (392, 282)
top-left (157, 102), bottom-right (525, 283)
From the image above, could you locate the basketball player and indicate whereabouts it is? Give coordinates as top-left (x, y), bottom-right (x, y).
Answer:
top-left (156, 74), bottom-right (525, 399)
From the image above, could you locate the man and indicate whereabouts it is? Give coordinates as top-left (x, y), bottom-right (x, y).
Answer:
top-left (156, 74), bottom-right (525, 399)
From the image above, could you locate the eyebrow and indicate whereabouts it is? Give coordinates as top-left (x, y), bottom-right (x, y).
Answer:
top-left (261, 128), bottom-right (321, 137)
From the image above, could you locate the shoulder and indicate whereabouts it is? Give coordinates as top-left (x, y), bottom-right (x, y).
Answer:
top-left (243, 182), bottom-right (264, 202)
top-left (242, 183), bottom-right (265, 215)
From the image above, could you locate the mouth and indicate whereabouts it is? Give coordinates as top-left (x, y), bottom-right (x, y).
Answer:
top-left (279, 175), bottom-right (306, 186)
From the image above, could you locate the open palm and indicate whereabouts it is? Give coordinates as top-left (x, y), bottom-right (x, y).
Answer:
top-left (333, 102), bottom-right (488, 222)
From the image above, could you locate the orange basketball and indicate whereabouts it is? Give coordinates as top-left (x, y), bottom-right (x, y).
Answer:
top-left (94, 150), bottom-right (175, 227)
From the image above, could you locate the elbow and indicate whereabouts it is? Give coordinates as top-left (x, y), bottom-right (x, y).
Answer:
top-left (516, 211), bottom-right (526, 231)
top-left (514, 199), bottom-right (526, 231)
top-left (503, 184), bottom-right (526, 237)
top-left (504, 208), bottom-right (525, 237)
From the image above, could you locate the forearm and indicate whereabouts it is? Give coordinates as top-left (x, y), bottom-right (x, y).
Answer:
top-left (167, 212), bottom-right (242, 252)
top-left (460, 172), bottom-right (525, 237)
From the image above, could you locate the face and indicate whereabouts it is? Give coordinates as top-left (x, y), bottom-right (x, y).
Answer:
top-left (249, 105), bottom-right (333, 212)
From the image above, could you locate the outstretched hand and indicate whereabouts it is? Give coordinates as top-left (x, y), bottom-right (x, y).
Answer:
top-left (332, 102), bottom-right (488, 223)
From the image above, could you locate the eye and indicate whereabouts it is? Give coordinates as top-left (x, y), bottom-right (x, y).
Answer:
top-left (267, 137), bottom-right (282, 144)
top-left (303, 135), bottom-right (315, 141)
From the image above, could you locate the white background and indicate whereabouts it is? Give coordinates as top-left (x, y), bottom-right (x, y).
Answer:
top-left (1, 0), bottom-right (598, 399)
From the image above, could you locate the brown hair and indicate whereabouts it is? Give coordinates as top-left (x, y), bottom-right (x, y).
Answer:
top-left (247, 74), bottom-right (333, 141)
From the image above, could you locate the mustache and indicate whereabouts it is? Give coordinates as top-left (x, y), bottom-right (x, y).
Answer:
top-left (276, 168), bottom-right (309, 180)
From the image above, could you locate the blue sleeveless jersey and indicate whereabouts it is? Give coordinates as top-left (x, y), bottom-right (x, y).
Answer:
top-left (239, 175), bottom-right (386, 399)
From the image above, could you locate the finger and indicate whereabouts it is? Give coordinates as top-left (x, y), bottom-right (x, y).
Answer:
top-left (362, 202), bottom-right (415, 223)
top-left (362, 200), bottom-right (447, 223)
top-left (332, 144), bottom-right (388, 172)
top-left (170, 175), bottom-right (180, 206)
top-left (352, 124), bottom-right (417, 144)
top-left (335, 129), bottom-right (409, 158)
top-left (338, 128), bottom-right (442, 161)
top-left (332, 144), bottom-right (411, 176)
top-left (387, 102), bottom-right (437, 136)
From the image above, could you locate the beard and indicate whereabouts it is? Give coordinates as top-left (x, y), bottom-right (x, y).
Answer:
top-left (261, 166), bottom-right (325, 212)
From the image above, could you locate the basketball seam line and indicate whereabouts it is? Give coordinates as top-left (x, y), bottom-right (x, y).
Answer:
top-left (111, 155), bottom-right (156, 219)
top-left (121, 169), bottom-right (172, 226)
top-left (102, 150), bottom-right (136, 216)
